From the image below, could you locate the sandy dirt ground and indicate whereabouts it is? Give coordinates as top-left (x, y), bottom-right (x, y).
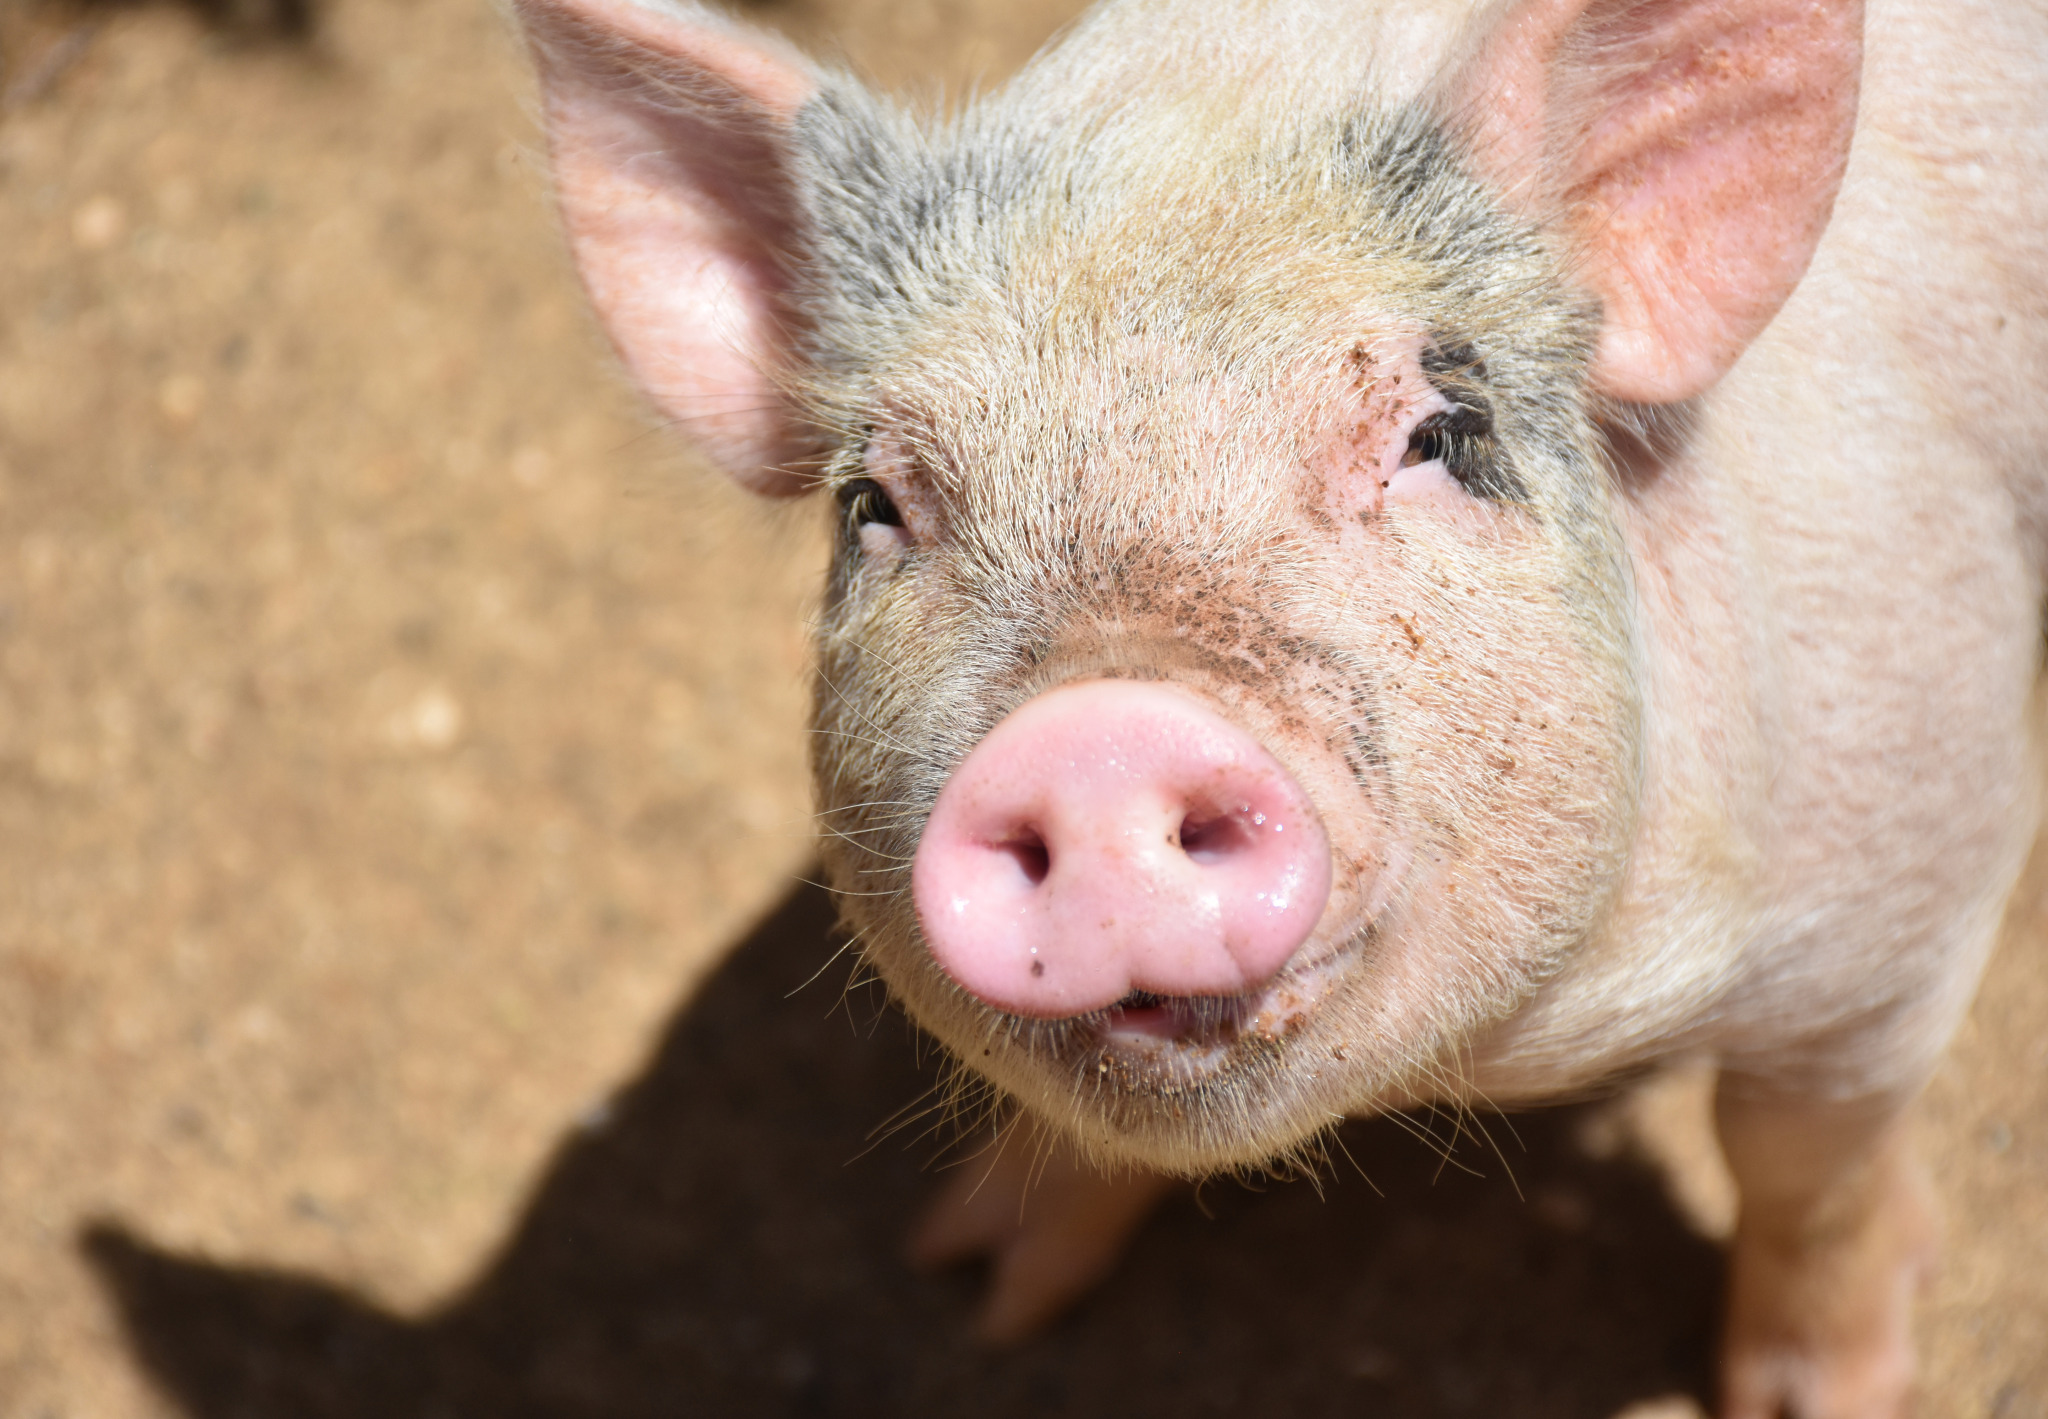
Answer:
top-left (0, 0), bottom-right (2040, 1415)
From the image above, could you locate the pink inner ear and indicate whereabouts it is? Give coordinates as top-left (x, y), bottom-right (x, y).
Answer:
top-left (520, 0), bottom-right (820, 497)
top-left (551, 98), bottom-right (807, 494)
top-left (1456, 0), bottom-right (1862, 404)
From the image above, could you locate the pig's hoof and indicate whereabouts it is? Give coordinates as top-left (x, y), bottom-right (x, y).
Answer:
top-left (1717, 1165), bottom-right (1938, 1419)
top-left (907, 1134), bottom-right (1176, 1344)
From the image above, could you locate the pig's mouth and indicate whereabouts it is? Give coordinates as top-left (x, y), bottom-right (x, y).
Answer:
top-left (1100, 990), bottom-right (1247, 1042)
top-left (1071, 950), bottom-right (1347, 1081)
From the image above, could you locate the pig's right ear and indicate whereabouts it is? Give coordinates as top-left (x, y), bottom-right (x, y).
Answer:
top-left (515, 0), bottom-right (820, 496)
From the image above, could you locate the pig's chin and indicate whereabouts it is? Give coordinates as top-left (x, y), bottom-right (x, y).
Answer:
top-left (921, 917), bottom-right (1388, 1176)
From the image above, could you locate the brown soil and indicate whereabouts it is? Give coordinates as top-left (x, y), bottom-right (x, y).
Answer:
top-left (0, 1), bottom-right (2040, 1415)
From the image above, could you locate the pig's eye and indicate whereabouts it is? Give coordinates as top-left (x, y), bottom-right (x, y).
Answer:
top-left (838, 477), bottom-right (903, 531)
top-left (1411, 342), bottom-right (1524, 501)
top-left (1402, 404), bottom-right (1486, 470)
top-left (1401, 417), bottom-right (1446, 468)
top-left (1399, 401), bottom-right (1520, 500)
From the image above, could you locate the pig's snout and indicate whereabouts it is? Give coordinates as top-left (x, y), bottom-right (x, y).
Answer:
top-left (912, 681), bottom-right (1333, 1018)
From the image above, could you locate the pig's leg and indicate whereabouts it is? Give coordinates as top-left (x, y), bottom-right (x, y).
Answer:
top-left (1714, 1080), bottom-right (1939, 1419)
top-left (908, 1130), bottom-right (1177, 1343)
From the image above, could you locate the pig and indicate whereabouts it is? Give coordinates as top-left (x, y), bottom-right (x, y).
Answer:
top-left (511, 0), bottom-right (2048, 1413)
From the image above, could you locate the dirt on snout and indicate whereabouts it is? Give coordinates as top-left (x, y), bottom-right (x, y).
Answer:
top-left (0, 1), bottom-right (2041, 1416)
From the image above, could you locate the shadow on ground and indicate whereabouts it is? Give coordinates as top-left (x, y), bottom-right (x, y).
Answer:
top-left (42, 0), bottom-right (316, 40)
top-left (84, 879), bottom-right (1722, 1418)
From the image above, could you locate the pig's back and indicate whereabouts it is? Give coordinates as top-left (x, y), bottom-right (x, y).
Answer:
top-left (1787, 0), bottom-right (2048, 557)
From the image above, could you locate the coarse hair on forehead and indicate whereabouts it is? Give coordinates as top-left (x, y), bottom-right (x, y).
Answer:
top-left (788, 73), bottom-right (1600, 547)
top-left (792, 86), bottom-right (1581, 394)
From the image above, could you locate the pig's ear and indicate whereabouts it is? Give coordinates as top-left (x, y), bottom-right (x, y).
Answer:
top-left (516, 0), bottom-right (820, 495)
top-left (1452, 0), bottom-right (1862, 404)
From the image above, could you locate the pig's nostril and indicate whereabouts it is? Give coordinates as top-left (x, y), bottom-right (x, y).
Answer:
top-left (998, 829), bottom-right (1051, 887)
top-left (1177, 808), bottom-right (1256, 865)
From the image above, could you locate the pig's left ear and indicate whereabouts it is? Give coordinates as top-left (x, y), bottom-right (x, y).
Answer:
top-left (1452, 0), bottom-right (1863, 404)
top-left (515, 0), bottom-right (821, 495)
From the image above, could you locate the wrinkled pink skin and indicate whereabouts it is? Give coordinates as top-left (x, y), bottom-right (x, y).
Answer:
top-left (516, 0), bottom-right (2048, 1414)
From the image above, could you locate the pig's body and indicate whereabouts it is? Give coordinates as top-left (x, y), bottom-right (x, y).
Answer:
top-left (517, 0), bottom-right (2048, 1413)
top-left (1472, 0), bottom-right (2048, 1105)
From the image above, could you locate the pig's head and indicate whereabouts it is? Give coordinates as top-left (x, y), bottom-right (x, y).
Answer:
top-left (518, 0), bottom-right (1860, 1173)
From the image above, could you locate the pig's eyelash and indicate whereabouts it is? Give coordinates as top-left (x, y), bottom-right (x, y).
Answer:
top-left (1400, 413), bottom-right (1449, 468)
top-left (837, 476), bottom-right (904, 530)
top-left (1401, 402), bottom-right (1490, 469)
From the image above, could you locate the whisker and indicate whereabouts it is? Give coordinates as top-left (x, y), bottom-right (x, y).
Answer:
top-left (814, 798), bottom-right (920, 817)
top-left (814, 827), bottom-right (916, 864)
top-left (809, 726), bottom-right (918, 756)
top-left (960, 1111), bottom-right (1028, 1209)
top-left (786, 922), bottom-right (864, 1000)
top-left (815, 664), bottom-right (912, 755)
top-left (1328, 1121), bottom-right (1382, 1197)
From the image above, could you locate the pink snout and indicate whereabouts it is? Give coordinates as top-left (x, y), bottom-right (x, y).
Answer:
top-left (911, 680), bottom-right (1332, 1018)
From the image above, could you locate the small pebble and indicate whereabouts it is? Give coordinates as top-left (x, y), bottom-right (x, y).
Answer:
top-left (388, 688), bottom-right (465, 752)
top-left (71, 194), bottom-right (125, 251)
top-left (158, 374), bottom-right (205, 426)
